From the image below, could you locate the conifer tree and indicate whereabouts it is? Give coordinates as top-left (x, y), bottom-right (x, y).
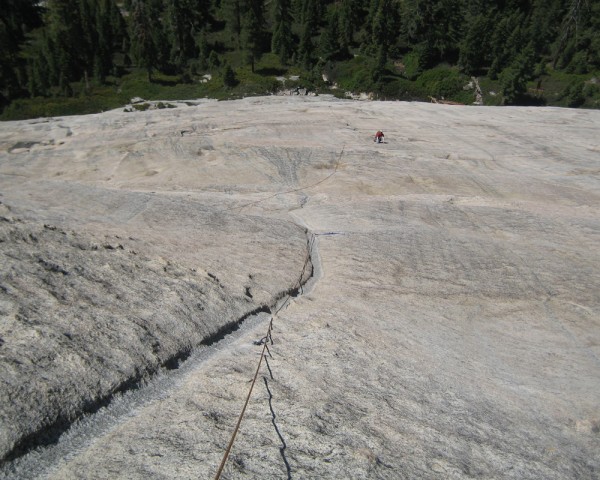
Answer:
top-left (223, 63), bottom-right (237, 87)
top-left (130, 0), bottom-right (158, 81)
top-left (242, 0), bottom-right (265, 72)
top-left (459, 13), bottom-right (493, 74)
top-left (338, 0), bottom-right (361, 54)
top-left (370, 0), bottom-right (398, 81)
top-left (297, 0), bottom-right (319, 68)
top-left (45, 0), bottom-right (86, 90)
top-left (165, 0), bottom-right (211, 69)
top-left (319, 8), bottom-right (341, 61)
top-left (272, 0), bottom-right (294, 64)
top-left (222, 0), bottom-right (244, 48)
top-left (405, 0), bottom-right (463, 65)
top-left (0, 0), bottom-right (43, 102)
top-left (94, 0), bottom-right (116, 82)
top-left (371, 11), bottom-right (386, 80)
top-left (209, 50), bottom-right (221, 69)
top-left (196, 28), bottom-right (210, 69)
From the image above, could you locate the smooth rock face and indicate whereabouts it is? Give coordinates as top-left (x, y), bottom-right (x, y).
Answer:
top-left (0, 97), bottom-right (599, 479)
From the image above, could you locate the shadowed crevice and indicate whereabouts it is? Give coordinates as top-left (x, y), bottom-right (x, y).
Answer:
top-left (1, 229), bottom-right (317, 469)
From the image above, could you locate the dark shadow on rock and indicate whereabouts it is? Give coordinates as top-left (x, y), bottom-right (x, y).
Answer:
top-left (263, 377), bottom-right (292, 479)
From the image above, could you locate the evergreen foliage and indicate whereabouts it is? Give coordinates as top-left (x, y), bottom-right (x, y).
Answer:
top-left (223, 63), bottom-right (237, 87)
top-left (241, 0), bottom-right (265, 72)
top-left (271, 0), bottom-right (294, 64)
top-left (1, 0), bottom-right (599, 116)
top-left (129, 0), bottom-right (159, 81)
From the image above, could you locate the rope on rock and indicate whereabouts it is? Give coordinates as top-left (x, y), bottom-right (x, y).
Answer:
top-left (213, 235), bottom-right (314, 479)
top-left (213, 317), bottom-right (274, 480)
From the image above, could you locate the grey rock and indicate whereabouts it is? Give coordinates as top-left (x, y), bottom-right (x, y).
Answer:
top-left (0, 96), bottom-right (599, 479)
top-left (0, 214), bottom-right (310, 464)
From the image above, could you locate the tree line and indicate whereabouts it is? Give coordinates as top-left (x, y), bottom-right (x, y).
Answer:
top-left (1, 0), bottom-right (599, 110)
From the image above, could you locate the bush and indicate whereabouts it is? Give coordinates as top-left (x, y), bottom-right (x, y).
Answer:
top-left (402, 50), bottom-right (422, 80)
top-left (132, 102), bottom-right (150, 111)
top-left (416, 67), bottom-right (466, 100)
top-left (0, 93), bottom-right (123, 120)
top-left (378, 78), bottom-right (427, 101)
top-left (583, 81), bottom-right (600, 107)
top-left (330, 56), bottom-right (375, 93)
top-left (223, 64), bottom-right (237, 88)
top-left (156, 102), bottom-right (175, 109)
top-left (208, 51), bottom-right (220, 70)
top-left (563, 80), bottom-right (586, 108)
top-left (403, 44), bottom-right (435, 80)
top-left (567, 51), bottom-right (589, 75)
top-left (499, 66), bottom-right (527, 105)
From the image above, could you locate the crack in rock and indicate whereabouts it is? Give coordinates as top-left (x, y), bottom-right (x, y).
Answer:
top-left (0, 223), bottom-right (319, 476)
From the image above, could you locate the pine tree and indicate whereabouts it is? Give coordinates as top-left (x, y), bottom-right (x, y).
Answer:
top-left (242, 0), bottom-right (265, 72)
top-left (197, 28), bottom-right (210, 69)
top-left (165, 0), bottom-right (210, 69)
top-left (272, 0), bottom-right (294, 64)
top-left (370, 0), bottom-right (399, 81)
top-left (338, 0), bottom-right (361, 54)
top-left (130, 0), bottom-right (158, 81)
top-left (405, 0), bottom-right (464, 65)
top-left (209, 50), bottom-right (221, 69)
top-left (41, 33), bottom-right (59, 87)
top-left (94, 0), bottom-right (116, 82)
top-left (45, 0), bottom-right (85, 88)
top-left (319, 8), bottom-right (341, 61)
top-left (297, 0), bottom-right (319, 68)
top-left (222, 0), bottom-right (244, 48)
top-left (223, 63), bottom-right (237, 87)
top-left (0, 0), bottom-right (43, 101)
top-left (553, 0), bottom-right (600, 72)
top-left (459, 13), bottom-right (494, 74)
top-left (499, 45), bottom-right (535, 104)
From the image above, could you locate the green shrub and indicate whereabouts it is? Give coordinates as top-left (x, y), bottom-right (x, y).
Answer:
top-left (582, 81), bottom-right (600, 107)
top-left (223, 64), bottom-right (238, 88)
top-left (416, 67), bottom-right (467, 100)
top-left (0, 93), bottom-right (123, 120)
top-left (378, 78), bottom-right (427, 100)
top-left (567, 51), bottom-right (589, 75)
top-left (562, 80), bottom-right (586, 108)
top-left (132, 103), bottom-right (150, 111)
top-left (499, 66), bottom-right (527, 105)
top-left (330, 56), bottom-right (375, 92)
top-left (403, 51), bottom-right (422, 80)
top-left (403, 44), bottom-right (435, 80)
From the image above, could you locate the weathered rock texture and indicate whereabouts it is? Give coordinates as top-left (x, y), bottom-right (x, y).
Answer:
top-left (0, 97), bottom-right (599, 479)
top-left (0, 214), bottom-right (310, 463)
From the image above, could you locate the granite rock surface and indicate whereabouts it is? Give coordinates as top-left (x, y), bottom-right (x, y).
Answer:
top-left (0, 96), bottom-right (599, 479)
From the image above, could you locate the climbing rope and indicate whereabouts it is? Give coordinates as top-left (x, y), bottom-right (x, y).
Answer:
top-left (213, 236), bottom-right (314, 479)
top-left (213, 317), bottom-right (274, 480)
top-left (212, 151), bottom-right (333, 478)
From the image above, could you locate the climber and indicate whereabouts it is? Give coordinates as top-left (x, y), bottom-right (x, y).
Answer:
top-left (374, 130), bottom-right (385, 143)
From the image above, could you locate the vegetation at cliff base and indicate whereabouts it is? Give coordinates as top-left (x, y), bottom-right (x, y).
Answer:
top-left (1, 0), bottom-right (599, 119)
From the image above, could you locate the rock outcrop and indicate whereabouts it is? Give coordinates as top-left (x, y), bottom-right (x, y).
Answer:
top-left (0, 96), bottom-right (599, 479)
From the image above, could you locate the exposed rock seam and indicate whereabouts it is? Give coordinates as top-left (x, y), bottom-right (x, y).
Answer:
top-left (2, 231), bottom-right (316, 467)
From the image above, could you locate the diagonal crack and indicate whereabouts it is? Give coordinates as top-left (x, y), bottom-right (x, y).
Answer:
top-left (1, 228), bottom-right (320, 478)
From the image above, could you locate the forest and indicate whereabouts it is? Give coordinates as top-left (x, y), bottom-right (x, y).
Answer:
top-left (1, 0), bottom-right (599, 119)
